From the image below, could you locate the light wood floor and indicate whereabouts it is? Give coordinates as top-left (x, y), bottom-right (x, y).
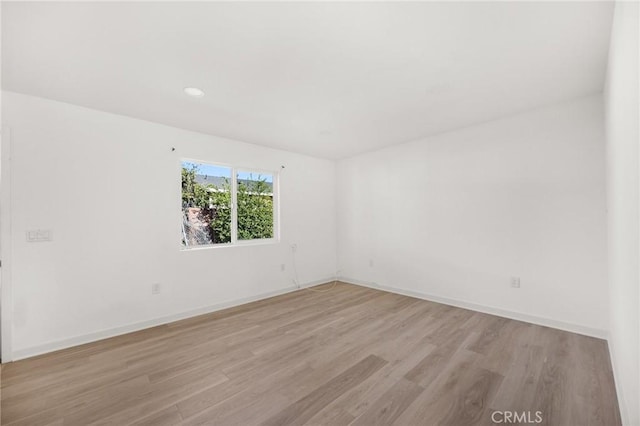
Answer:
top-left (1, 283), bottom-right (621, 426)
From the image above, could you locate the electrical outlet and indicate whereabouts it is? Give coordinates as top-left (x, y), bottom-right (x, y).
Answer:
top-left (291, 244), bottom-right (298, 252)
top-left (510, 277), bottom-right (521, 288)
top-left (369, 259), bottom-right (374, 267)
top-left (280, 264), bottom-right (286, 272)
top-left (152, 283), bottom-right (161, 295)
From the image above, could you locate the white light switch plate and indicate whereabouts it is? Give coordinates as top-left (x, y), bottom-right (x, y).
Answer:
top-left (26, 229), bottom-right (52, 242)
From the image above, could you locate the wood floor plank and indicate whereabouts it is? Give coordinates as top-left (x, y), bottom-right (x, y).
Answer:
top-left (176, 351), bottom-right (312, 420)
top-left (489, 341), bottom-right (546, 415)
top-left (396, 355), bottom-right (503, 426)
top-left (572, 335), bottom-right (622, 426)
top-left (131, 405), bottom-right (183, 426)
top-left (5, 375), bottom-right (152, 426)
top-left (261, 354), bottom-right (388, 426)
top-left (350, 377), bottom-right (424, 426)
top-left (0, 282), bottom-right (621, 426)
top-left (88, 367), bottom-right (229, 425)
top-left (304, 407), bottom-right (355, 426)
top-left (332, 338), bottom-right (438, 419)
top-left (180, 387), bottom-right (290, 426)
top-left (404, 326), bottom-right (472, 387)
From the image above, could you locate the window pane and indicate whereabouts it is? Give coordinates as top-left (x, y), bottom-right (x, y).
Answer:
top-left (237, 171), bottom-right (274, 240)
top-left (181, 161), bottom-right (232, 246)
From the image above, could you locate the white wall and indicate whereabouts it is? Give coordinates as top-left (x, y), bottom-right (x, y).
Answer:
top-left (338, 95), bottom-right (608, 336)
top-left (2, 91), bottom-right (337, 359)
top-left (605, 2), bottom-right (640, 425)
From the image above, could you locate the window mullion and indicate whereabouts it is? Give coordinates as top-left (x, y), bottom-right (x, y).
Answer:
top-left (273, 172), bottom-right (279, 241)
top-left (231, 168), bottom-right (238, 244)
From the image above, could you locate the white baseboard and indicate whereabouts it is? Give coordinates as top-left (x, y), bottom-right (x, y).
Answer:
top-left (339, 276), bottom-right (608, 339)
top-left (606, 336), bottom-right (630, 426)
top-left (11, 276), bottom-right (335, 361)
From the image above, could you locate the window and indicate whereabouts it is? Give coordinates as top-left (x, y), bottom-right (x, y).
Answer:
top-left (237, 170), bottom-right (275, 241)
top-left (181, 160), bottom-right (277, 248)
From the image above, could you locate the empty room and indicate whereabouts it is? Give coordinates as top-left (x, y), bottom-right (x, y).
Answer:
top-left (0, 1), bottom-right (638, 425)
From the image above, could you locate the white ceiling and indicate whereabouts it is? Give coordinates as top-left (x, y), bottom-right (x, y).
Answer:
top-left (2, 2), bottom-right (613, 159)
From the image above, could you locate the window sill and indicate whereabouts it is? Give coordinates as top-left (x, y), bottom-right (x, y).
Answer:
top-left (180, 238), bottom-right (279, 251)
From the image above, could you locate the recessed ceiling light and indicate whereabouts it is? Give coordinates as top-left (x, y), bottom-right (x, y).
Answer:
top-left (184, 87), bottom-right (205, 98)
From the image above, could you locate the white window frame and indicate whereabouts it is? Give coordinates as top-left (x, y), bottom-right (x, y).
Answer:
top-left (180, 159), bottom-right (280, 250)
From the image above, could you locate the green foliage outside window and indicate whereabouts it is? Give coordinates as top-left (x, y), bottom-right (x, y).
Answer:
top-left (237, 177), bottom-right (274, 240)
